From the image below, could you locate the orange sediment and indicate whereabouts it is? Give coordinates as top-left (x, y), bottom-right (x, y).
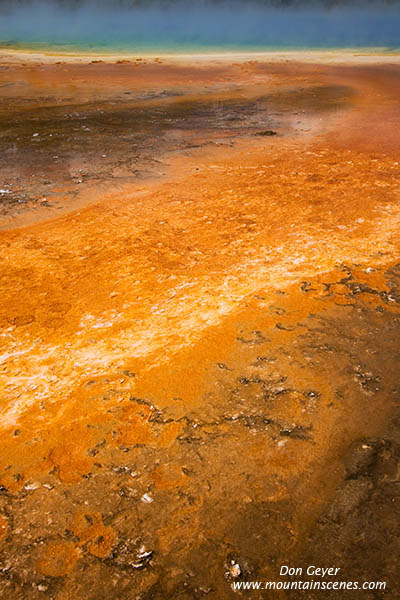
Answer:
top-left (0, 56), bottom-right (400, 598)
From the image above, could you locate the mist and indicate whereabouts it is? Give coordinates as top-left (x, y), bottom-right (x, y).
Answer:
top-left (0, 0), bottom-right (399, 51)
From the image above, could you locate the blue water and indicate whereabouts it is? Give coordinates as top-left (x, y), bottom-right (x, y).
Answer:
top-left (0, 4), bottom-right (399, 54)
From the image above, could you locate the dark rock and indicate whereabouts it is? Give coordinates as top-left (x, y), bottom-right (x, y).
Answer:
top-left (344, 439), bottom-right (380, 479)
top-left (255, 130), bottom-right (278, 136)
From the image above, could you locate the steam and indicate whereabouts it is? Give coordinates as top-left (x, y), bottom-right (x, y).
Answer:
top-left (0, 0), bottom-right (399, 51)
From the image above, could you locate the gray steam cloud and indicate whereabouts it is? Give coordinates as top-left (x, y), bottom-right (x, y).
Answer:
top-left (0, 0), bottom-right (399, 50)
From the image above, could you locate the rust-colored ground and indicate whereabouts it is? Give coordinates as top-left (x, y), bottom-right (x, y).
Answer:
top-left (0, 55), bottom-right (399, 599)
